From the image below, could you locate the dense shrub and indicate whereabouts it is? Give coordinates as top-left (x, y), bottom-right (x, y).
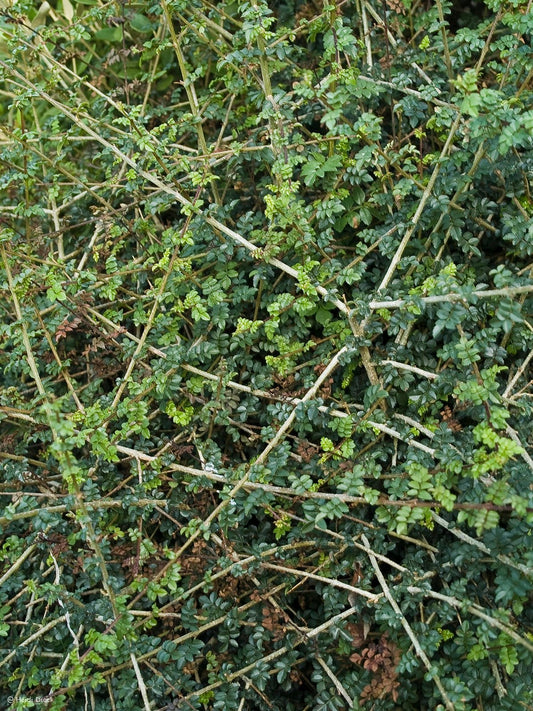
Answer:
top-left (0, 1), bottom-right (532, 709)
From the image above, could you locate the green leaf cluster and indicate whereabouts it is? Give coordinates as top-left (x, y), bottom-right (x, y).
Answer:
top-left (0, 1), bottom-right (532, 710)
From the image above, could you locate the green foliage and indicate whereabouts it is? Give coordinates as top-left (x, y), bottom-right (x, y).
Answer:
top-left (0, 1), bottom-right (532, 710)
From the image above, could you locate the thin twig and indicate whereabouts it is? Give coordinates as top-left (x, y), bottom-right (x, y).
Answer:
top-left (407, 586), bottom-right (533, 653)
top-left (503, 347), bottom-right (533, 398)
top-left (376, 113), bottom-right (462, 294)
top-left (130, 653), bottom-right (152, 711)
top-left (316, 655), bottom-right (354, 705)
top-left (432, 512), bottom-right (532, 576)
top-left (0, 616), bottom-right (68, 670)
top-left (261, 561), bottom-right (379, 602)
top-left (0, 544), bottom-right (37, 587)
top-left (361, 535), bottom-right (454, 710)
top-left (369, 285), bottom-right (533, 310)
top-left (380, 360), bottom-right (438, 380)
